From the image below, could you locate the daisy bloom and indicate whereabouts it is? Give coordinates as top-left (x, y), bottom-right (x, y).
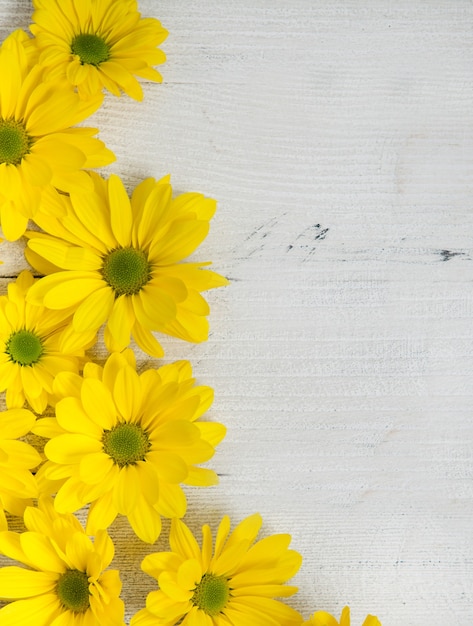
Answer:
top-left (0, 408), bottom-right (41, 530)
top-left (33, 349), bottom-right (226, 544)
top-left (0, 495), bottom-right (125, 626)
top-left (0, 270), bottom-right (95, 414)
top-left (131, 513), bottom-right (303, 626)
top-left (25, 172), bottom-right (229, 358)
top-left (302, 606), bottom-right (382, 626)
top-left (30, 0), bottom-right (168, 100)
top-left (0, 30), bottom-right (114, 241)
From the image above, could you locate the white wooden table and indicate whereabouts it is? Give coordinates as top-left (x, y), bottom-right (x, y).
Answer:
top-left (1, 2), bottom-right (472, 625)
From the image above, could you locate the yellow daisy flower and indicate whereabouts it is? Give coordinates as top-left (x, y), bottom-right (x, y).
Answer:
top-left (0, 408), bottom-right (41, 530)
top-left (25, 172), bottom-right (229, 358)
top-left (33, 349), bottom-right (226, 544)
top-left (30, 0), bottom-right (168, 100)
top-left (0, 495), bottom-right (125, 626)
top-left (0, 270), bottom-right (95, 414)
top-left (0, 29), bottom-right (115, 240)
top-left (132, 513), bottom-right (303, 626)
top-left (302, 606), bottom-right (382, 626)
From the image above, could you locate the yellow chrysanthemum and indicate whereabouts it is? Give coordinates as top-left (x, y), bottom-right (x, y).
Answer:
top-left (33, 349), bottom-right (226, 544)
top-left (0, 495), bottom-right (124, 626)
top-left (0, 408), bottom-right (41, 530)
top-left (29, 0), bottom-right (168, 100)
top-left (302, 606), bottom-right (382, 626)
top-left (0, 270), bottom-right (96, 414)
top-left (0, 30), bottom-right (114, 241)
top-left (132, 513), bottom-right (303, 626)
top-left (25, 172), bottom-right (229, 358)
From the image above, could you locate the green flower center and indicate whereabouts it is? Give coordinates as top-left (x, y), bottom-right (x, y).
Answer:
top-left (102, 423), bottom-right (150, 467)
top-left (56, 569), bottom-right (90, 613)
top-left (101, 247), bottom-right (151, 297)
top-left (71, 33), bottom-right (110, 66)
top-left (5, 329), bottom-right (43, 366)
top-left (192, 573), bottom-right (230, 616)
top-left (0, 118), bottom-right (32, 165)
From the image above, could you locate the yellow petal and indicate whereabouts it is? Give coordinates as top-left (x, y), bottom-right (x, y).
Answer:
top-left (0, 440), bottom-right (41, 469)
top-left (152, 220), bottom-right (209, 264)
top-left (0, 362), bottom-right (19, 392)
top-left (144, 589), bottom-right (189, 621)
top-left (236, 584), bottom-right (299, 599)
top-left (66, 58), bottom-right (91, 85)
top-left (0, 566), bottom-right (57, 598)
top-left (54, 477), bottom-right (89, 514)
top-left (80, 452), bottom-right (115, 485)
top-left (86, 490), bottom-right (118, 536)
top-left (127, 493), bottom-right (162, 544)
top-left (194, 422), bottom-right (226, 447)
top-left (177, 559), bottom-right (201, 591)
top-left (213, 516), bottom-right (231, 560)
top-left (170, 518), bottom-right (201, 561)
top-left (226, 597), bottom-right (301, 626)
top-left (134, 182), bottom-right (172, 248)
top-left (226, 513), bottom-right (262, 550)
top-left (148, 451), bottom-right (188, 484)
top-left (0, 408), bottom-right (36, 439)
top-left (65, 532), bottom-right (94, 572)
top-left (113, 363), bottom-right (142, 420)
top-left (99, 61), bottom-right (143, 101)
top-left (69, 186), bottom-right (116, 250)
top-left (19, 532), bottom-right (65, 573)
top-left (26, 271), bottom-right (100, 308)
top-left (151, 421), bottom-right (200, 448)
top-left (0, 199), bottom-right (29, 241)
top-left (113, 465), bottom-right (139, 514)
top-left (20, 153), bottom-right (52, 187)
top-left (106, 295), bottom-right (133, 351)
top-left (183, 467), bottom-right (219, 487)
top-left (20, 366), bottom-right (43, 399)
top-left (131, 323), bottom-right (164, 358)
top-left (55, 397), bottom-right (102, 438)
top-left (135, 461), bottom-right (160, 505)
top-left (45, 434), bottom-right (102, 464)
top-left (26, 89), bottom-right (96, 135)
top-left (108, 174), bottom-right (132, 247)
top-left (0, 47), bottom-right (22, 119)
top-left (0, 163), bottom-right (22, 200)
top-left (0, 593), bottom-right (61, 626)
top-left (141, 552), bottom-right (181, 579)
top-left (133, 288), bottom-right (176, 328)
top-left (73, 287), bottom-right (114, 333)
top-left (45, 277), bottom-right (104, 309)
top-left (158, 571), bottom-right (193, 603)
top-left (31, 137), bottom-right (85, 172)
top-left (93, 528), bottom-right (115, 571)
top-left (236, 534), bottom-right (292, 571)
top-left (81, 378), bottom-right (117, 430)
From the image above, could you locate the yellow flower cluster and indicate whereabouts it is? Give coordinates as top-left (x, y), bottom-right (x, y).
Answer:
top-left (0, 2), bottom-right (382, 626)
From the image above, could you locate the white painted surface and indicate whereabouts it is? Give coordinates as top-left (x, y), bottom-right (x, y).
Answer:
top-left (1, 1), bottom-right (472, 625)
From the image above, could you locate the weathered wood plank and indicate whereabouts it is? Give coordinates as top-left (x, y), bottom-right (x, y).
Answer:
top-left (0, 1), bottom-right (472, 624)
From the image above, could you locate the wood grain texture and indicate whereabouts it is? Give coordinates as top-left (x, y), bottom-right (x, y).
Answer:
top-left (0, 1), bottom-right (472, 624)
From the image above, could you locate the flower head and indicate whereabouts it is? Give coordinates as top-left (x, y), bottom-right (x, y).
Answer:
top-left (302, 606), bottom-right (382, 626)
top-left (0, 495), bottom-right (124, 626)
top-left (0, 270), bottom-right (95, 413)
top-left (132, 513), bottom-right (303, 626)
top-left (0, 30), bottom-right (114, 240)
top-left (33, 349), bottom-right (226, 544)
top-left (30, 0), bottom-right (168, 100)
top-left (0, 408), bottom-right (41, 530)
top-left (26, 172), bottom-right (229, 358)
